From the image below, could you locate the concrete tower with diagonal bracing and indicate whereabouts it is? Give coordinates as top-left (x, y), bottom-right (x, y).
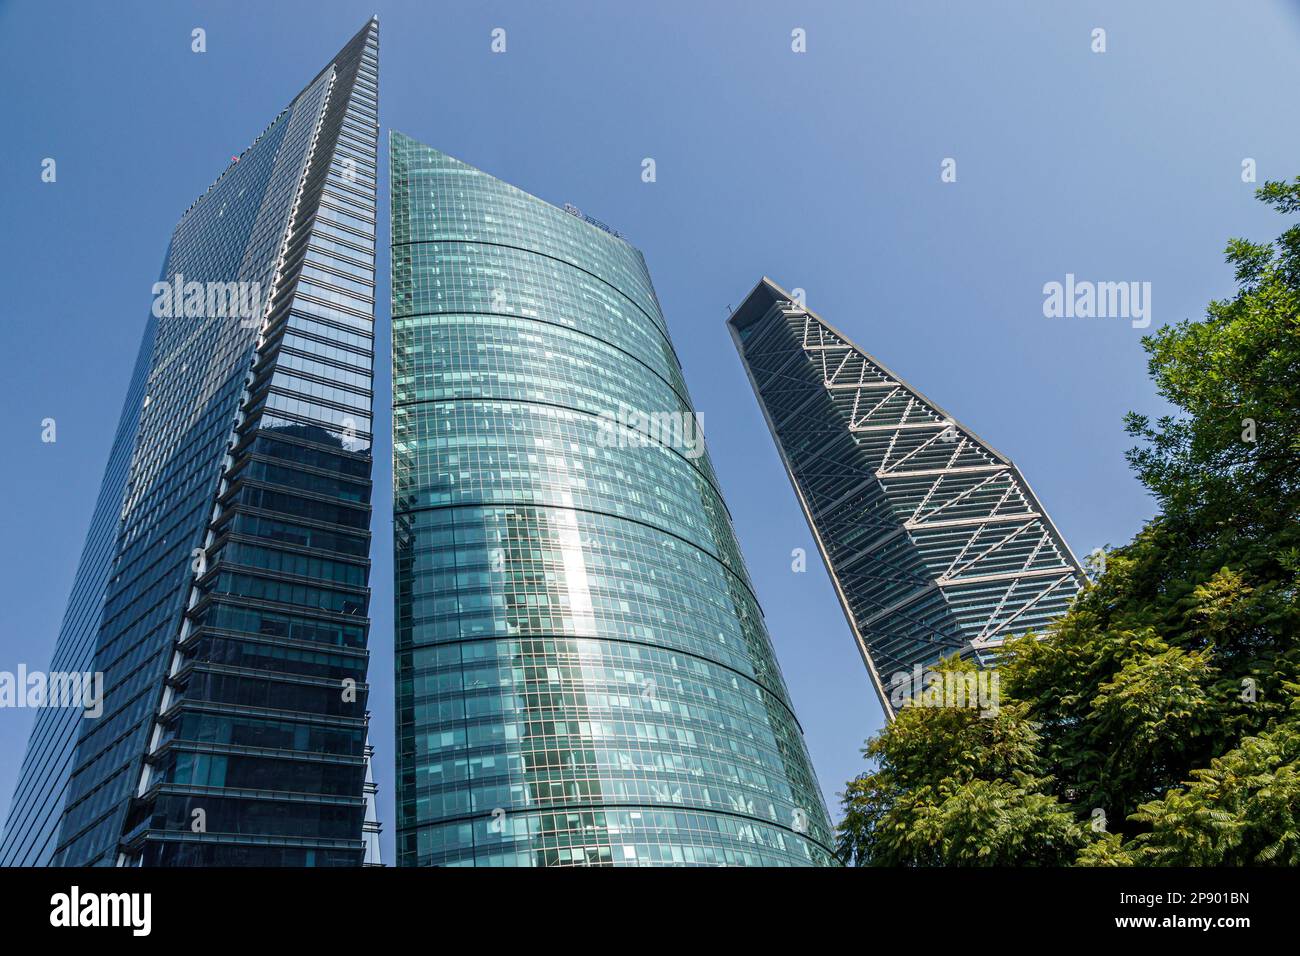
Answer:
top-left (729, 278), bottom-right (1085, 716)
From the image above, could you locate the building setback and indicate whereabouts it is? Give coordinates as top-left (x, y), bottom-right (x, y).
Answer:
top-left (391, 134), bottom-right (834, 865)
top-left (1, 19), bottom-right (381, 866)
top-left (728, 278), bottom-right (1084, 716)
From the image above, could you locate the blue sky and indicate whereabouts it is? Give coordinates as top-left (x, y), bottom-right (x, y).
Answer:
top-left (3, 0), bottom-right (1300, 864)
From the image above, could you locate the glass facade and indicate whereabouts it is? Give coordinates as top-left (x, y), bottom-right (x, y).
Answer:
top-left (1, 19), bottom-right (381, 866)
top-left (728, 278), bottom-right (1085, 715)
top-left (392, 134), bottom-right (834, 866)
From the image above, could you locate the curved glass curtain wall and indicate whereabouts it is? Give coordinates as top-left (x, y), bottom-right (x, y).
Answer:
top-left (391, 132), bottom-right (834, 866)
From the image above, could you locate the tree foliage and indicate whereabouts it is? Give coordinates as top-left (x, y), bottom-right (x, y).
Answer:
top-left (837, 658), bottom-right (1088, 866)
top-left (837, 178), bottom-right (1300, 866)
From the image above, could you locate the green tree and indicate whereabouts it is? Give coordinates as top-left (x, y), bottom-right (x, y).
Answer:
top-left (837, 657), bottom-right (1088, 866)
top-left (1079, 693), bottom-right (1300, 866)
top-left (837, 178), bottom-right (1300, 865)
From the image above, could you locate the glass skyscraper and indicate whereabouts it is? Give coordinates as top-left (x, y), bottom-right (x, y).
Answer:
top-left (391, 134), bottom-right (834, 866)
top-left (729, 278), bottom-right (1084, 716)
top-left (1, 19), bottom-right (381, 866)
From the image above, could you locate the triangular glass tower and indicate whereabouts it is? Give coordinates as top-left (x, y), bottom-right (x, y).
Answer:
top-left (2, 18), bottom-right (381, 866)
top-left (729, 278), bottom-right (1084, 715)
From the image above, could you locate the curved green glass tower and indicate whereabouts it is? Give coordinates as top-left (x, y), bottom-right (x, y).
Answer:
top-left (391, 132), bottom-right (833, 866)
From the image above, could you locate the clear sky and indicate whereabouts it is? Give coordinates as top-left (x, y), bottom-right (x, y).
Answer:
top-left (3, 0), bottom-right (1300, 865)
